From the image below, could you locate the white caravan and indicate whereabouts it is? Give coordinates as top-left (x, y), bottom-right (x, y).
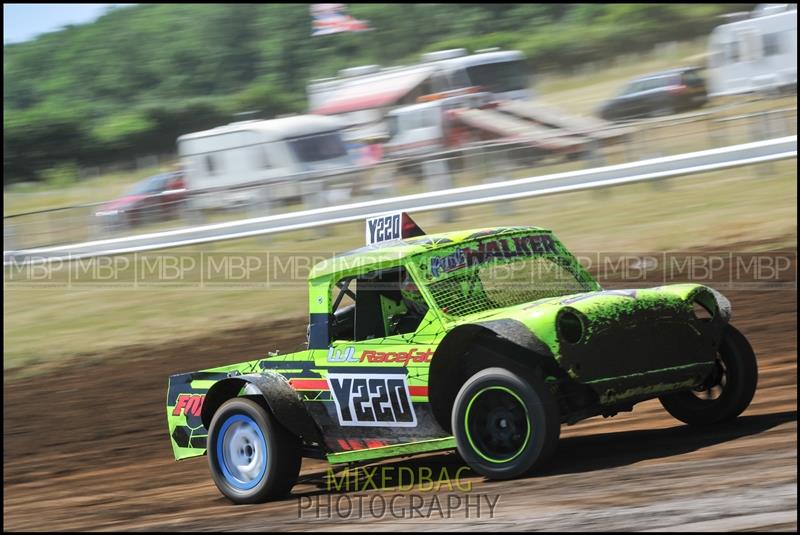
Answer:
top-left (177, 115), bottom-right (354, 210)
top-left (707, 4), bottom-right (797, 96)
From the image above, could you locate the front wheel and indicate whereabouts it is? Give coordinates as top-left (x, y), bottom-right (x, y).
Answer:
top-left (659, 324), bottom-right (758, 426)
top-left (452, 367), bottom-right (560, 480)
top-left (207, 397), bottom-right (301, 504)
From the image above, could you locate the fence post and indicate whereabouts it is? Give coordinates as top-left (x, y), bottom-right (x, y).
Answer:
top-left (708, 117), bottom-right (720, 148)
top-left (88, 210), bottom-right (103, 241)
top-left (303, 178), bottom-right (330, 238)
top-left (500, 146), bottom-right (517, 216)
top-left (248, 186), bottom-right (271, 219)
top-left (583, 138), bottom-right (604, 169)
top-left (784, 108), bottom-right (795, 136)
top-left (637, 125), bottom-right (649, 161)
top-left (249, 184), bottom-right (274, 244)
top-left (481, 145), bottom-right (516, 216)
top-left (622, 131), bottom-right (636, 163)
top-left (761, 111), bottom-right (776, 176)
top-left (182, 194), bottom-right (205, 228)
top-left (369, 162), bottom-right (394, 198)
top-left (463, 143), bottom-right (485, 185)
top-left (423, 158), bottom-right (455, 223)
top-left (4, 221), bottom-right (15, 252)
top-left (46, 211), bottom-right (56, 247)
top-left (768, 109), bottom-right (786, 137)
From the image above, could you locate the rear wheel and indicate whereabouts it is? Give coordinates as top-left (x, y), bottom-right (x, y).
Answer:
top-left (659, 324), bottom-right (758, 426)
top-left (452, 367), bottom-right (559, 480)
top-left (207, 397), bottom-right (301, 504)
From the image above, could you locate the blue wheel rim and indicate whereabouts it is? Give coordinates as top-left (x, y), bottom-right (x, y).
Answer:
top-left (216, 413), bottom-right (268, 490)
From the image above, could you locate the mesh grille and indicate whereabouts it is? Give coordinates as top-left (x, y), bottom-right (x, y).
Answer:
top-left (427, 256), bottom-right (587, 317)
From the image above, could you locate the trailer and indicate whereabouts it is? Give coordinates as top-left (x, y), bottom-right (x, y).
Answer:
top-left (382, 94), bottom-right (634, 166)
top-left (312, 47), bottom-right (634, 166)
top-left (707, 4), bottom-right (797, 97)
top-left (308, 48), bottom-right (532, 143)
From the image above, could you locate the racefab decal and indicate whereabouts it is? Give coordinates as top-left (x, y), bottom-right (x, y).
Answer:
top-left (361, 347), bottom-right (433, 366)
top-left (327, 346), bottom-right (434, 366)
top-left (328, 372), bottom-right (418, 427)
top-left (429, 234), bottom-right (557, 277)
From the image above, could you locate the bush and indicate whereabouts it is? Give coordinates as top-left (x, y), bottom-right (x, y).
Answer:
top-left (225, 82), bottom-right (304, 119)
top-left (39, 162), bottom-right (81, 188)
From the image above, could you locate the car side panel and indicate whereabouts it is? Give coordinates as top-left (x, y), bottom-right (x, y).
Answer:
top-left (292, 337), bottom-right (450, 454)
top-left (167, 352), bottom-right (313, 460)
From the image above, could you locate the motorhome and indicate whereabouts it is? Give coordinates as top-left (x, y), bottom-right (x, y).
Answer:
top-left (707, 4), bottom-right (797, 96)
top-left (307, 48), bottom-right (532, 143)
top-left (177, 115), bottom-right (354, 210)
top-left (311, 47), bottom-right (631, 166)
top-left (383, 91), bottom-right (493, 159)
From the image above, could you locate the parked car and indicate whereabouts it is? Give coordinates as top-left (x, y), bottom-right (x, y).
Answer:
top-left (596, 68), bottom-right (708, 121)
top-left (95, 171), bottom-right (186, 230)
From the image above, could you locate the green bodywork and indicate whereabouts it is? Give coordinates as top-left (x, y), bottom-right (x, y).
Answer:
top-left (167, 226), bottom-right (728, 463)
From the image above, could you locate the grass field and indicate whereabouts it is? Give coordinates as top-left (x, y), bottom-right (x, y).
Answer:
top-left (4, 159), bottom-right (796, 376)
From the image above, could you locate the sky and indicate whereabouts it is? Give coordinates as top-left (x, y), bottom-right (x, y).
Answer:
top-left (3, 4), bottom-right (135, 44)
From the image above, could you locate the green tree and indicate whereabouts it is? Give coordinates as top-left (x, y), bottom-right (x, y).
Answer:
top-left (3, 3), bottom-right (756, 184)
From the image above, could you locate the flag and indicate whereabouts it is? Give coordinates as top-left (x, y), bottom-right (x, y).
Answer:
top-left (311, 4), bottom-right (371, 36)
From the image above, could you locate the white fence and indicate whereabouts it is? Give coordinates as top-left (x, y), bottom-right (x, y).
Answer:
top-left (5, 103), bottom-right (796, 253)
top-left (4, 135), bottom-right (796, 266)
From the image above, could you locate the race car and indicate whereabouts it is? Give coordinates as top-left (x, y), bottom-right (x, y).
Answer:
top-left (166, 212), bottom-right (758, 504)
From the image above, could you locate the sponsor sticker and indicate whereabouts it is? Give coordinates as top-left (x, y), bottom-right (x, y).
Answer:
top-left (327, 346), bottom-right (434, 366)
top-left (359, 347), bottom-right (434, 366)
top-left (172, 394), bottom-right (205, 417)
top-left (327, 346), bottom-right (359, 363)
top-left (328, 372), bottom-right (418, 427)
top-left (429, 234), bottom-right (557, 278)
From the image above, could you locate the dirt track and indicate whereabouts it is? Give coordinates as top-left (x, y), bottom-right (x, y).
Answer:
top-left (3, 250), bottom-right (797, 531)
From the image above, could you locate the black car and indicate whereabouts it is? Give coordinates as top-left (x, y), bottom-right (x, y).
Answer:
top-left (597, 68), bottom-right (708, 121)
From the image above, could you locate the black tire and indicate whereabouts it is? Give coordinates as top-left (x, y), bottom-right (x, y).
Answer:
top-left (452, 367), bottom-right (560, 480)
top-left (207, 397), bottom-right (301, 504)
top-left (659, 324), bottom-right (758, 426)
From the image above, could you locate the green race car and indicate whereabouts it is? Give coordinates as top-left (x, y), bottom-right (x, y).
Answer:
top-left (166, 213), bottom-right (758, 504)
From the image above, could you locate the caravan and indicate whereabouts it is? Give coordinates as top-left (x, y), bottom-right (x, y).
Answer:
top-left (177, 115), bottom-right (354, 210)
top-left (707, 4), bottom-right (797, 97)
